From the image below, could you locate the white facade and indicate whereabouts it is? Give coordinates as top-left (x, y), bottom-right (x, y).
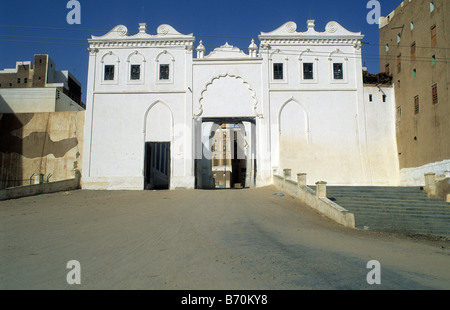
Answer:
top-left (83, 21), bottom-right (400, 190)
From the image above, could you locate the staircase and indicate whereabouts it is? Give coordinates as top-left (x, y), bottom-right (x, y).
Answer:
top-left (322, 186), bottom-right (450, 238)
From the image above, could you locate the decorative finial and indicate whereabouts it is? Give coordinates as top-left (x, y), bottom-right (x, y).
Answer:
top-left (248, 39), bottom-right (258, 58)
top-left (197, 40), bottom-right (205, 59)
top-left (197, 40), bottom-right (205, 51)
top-left (138, 23), bottom-right (147, 33)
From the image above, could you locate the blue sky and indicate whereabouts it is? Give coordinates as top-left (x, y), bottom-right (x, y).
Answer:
top-left (0, 0), bottom-right (401, 103)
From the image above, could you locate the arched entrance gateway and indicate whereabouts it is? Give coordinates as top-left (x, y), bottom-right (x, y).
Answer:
top-left (192, 69), bottom-right (262, 190)
top-left (194, 118), bottom-right (256, 189)
top-left (83, 21), bottom-right (401, 191)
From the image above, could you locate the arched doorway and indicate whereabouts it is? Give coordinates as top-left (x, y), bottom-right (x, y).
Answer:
top-left (143, 101), bottom-right (173, 190)
top-left (194, 118), bottom-right (256, 189)
top-left (278, 98), bottom-right (309, 178)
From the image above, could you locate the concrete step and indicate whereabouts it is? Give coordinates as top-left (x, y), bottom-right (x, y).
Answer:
top-left (331, 197), bottom-right (447, 205)
top-left (327, 187), bottom-right (420, 192)
top-left (326, 187), bottom-right (424, 193)
top-left (331, 200), bottom-right (448, 210)
top-left (355, 221), bottom-right (450, 233)
top-left (325, 186), bottom-right (421, 191)
top-left (353, 214), bottom-right (450, 225)
top-left (333, 200), bottom-right (449, 211)
top-left (355, 219), bottom-right (450, 229)
top-left (331, 193), bottom-right (432, 199)
top-left (312, 185), bottom-right (450, 238)
top-left (330, 195), bottom-right (447, 203)
top-left (334, 206), bottom-right (448, 214)
top-left (346, 213), bottom-right (449, 222)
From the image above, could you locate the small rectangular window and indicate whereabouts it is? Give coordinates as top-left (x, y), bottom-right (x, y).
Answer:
top-left (397, 54), bottom-right (402, 73)
top-left (17, 78), bottom-right (20, 84)
top-left (24, 78), bottom-right (28, 83)
top-left (397, 106), bottom-right (402, 120)
top-left (430, 0), bottom-right (435, 12)
top-left (382, 95), bottom-right (387, 102)
top-left (432, 55), bottom-right (436, 65)
top-left (160, 64), bottom-right (170, 80)
top-left (130, 65), bottom-right (140, 80)
top-left (333, 63), bottom-right (343, 80)
top-left (411, 42), bottom-right (416, 62)
top-left (273, 63), bottom-right (283, 80)
top-left (369, 94), bottom-right (373, 102)
top-left (432, 84), bottom-right (438, 105)
top-left (431, 25), bottom-right (437, 47)
top-left (104, 65), bottom-right (115, 81)
top-left (303, 63), bottom-right (314, 80)
top-left (410, 21), bottom-right (414, 31)
top-left (413, 68), bottom-right (417, 78)
top-left (414, 96), bottom-right (420, 115)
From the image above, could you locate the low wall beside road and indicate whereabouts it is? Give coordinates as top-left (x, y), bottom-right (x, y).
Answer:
top-left (273, 173), bottom-right (355, 228)
top-left (0, 171), bottom-right (81, 201)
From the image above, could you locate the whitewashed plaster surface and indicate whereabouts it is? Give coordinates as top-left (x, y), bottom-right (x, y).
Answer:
top-left (83, 21), bottom-right (403, 190)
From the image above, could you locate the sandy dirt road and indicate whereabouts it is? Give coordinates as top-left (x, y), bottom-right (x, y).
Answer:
top-left (0, 186), bottom-right (449, 290)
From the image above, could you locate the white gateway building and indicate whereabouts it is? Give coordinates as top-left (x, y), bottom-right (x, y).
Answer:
top-left (82, 21), bottom-right (399, 190)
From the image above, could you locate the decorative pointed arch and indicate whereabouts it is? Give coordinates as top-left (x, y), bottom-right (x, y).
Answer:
top-left (194, 73), bottom-right (263, 119)
top-left (278, 97), bottom-right (310, 143)
top-left (143, 100), bottom-right (174, 142)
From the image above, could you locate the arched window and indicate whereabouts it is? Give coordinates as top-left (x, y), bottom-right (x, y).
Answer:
top-left (100, 51), bottom-right (120, 84)
top-left (127, 51), bottom-right (146, 84)
top-left (269, 49), bottom-right (288, 84)
top-left (155, 50), bottom-right (175, 83)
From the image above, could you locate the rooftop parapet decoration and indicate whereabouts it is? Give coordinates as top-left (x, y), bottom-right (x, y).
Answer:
top-left (258, 20), bottom-right (364, 46)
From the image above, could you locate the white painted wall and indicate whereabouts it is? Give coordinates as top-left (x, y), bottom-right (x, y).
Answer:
top-left (83, 24), bottom-right (195, 190)
top-left (400, 159), bottom-right (450, 186)
top-left (271, 91), bottom-right (368, 185)
top-left (362, 85), bottom-right (399, 185)
top-left (261, 21), bottom-right (399, 186)
top-left (192, 45), bottom-right (267, 185)
top-left (270, 86), bottom-right (399, 186)
top-left (83, 21), bottom-right (401, 190)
